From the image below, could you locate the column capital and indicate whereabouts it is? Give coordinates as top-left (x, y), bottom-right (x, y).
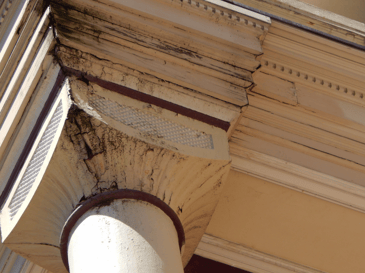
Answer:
top-left (1, 75), bottom-right (231, 272)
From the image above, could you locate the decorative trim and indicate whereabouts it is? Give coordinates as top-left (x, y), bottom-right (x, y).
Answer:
top-left (0, 7), bottom-right (51, 116)
top-left (60, 189), bottom-right (185, 272)
top-left (176, 0), bottom-right (270, 31)
top-left (0, 1), bottom-right (49, 100)
top-left (261, 59), bottom-right (365, 103)
top-left (0, 12), bottom-right (52, 155)
top-left (240, 105), bottom-right (365, 159)
top-left (0, 0), bottom-right (29, 64)
top-left (196, 234), bottom-right (325, 273)
top-left (230, 145), bottom-right (365, 214)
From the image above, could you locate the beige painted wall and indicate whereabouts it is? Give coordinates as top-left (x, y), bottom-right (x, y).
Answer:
top-left (207, 171), bottom-right (365, 273)
top-left (234, 0), bottom-right (365, 23)
top-left (302, 0), bottom-right (365, 23)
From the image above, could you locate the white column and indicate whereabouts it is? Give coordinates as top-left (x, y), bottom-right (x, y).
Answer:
top-left (67, 199), bottom-right (184, 273)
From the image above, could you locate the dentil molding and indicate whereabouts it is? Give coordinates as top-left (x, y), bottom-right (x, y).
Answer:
top-left (260, 58), bottom-right (365, 105)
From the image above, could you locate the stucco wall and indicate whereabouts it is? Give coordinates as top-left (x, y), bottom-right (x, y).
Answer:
top-left (302, 0), bottom-right (365, 23)
top-left (207, 171), bottom-right (365, 273)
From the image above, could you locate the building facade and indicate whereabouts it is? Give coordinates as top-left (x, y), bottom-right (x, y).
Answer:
top-left (0, 0), bottom-right (365, 272)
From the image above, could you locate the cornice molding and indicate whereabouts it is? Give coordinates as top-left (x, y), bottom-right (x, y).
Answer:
top-left (196, 234), bottom-right (325, 273)
top-left (247, 93), bottom-right (365, 138)
top-left (51, 0), bottom-right (258, 108)
top-left (260, 58), bottom-right (365, 106)
top-left (57, 47), bottom-right (241, 124)
top-left (0, 0), bottom-right (40, 73)
top-left (223, 0), bottom-right (365, 48)
top-left (0, 6), bottom-right (50, 109)
top-left (241, 104), bottom-right (365, 159)
top-left (230, 145), bottom-right (365, 214)
top-left (55, 0), bottom-right (269, 55)
top-left (235, 124), bottom-right (365, 174)
top-left (0, 0), bottom-right (47, 98)
top-left (0, 17), bottom-right (53, 170)
top-left (177, 0), bottom-right (271, 32)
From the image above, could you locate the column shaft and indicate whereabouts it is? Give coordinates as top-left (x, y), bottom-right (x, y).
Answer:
top-left (67, 199), bottom-right (184, 273)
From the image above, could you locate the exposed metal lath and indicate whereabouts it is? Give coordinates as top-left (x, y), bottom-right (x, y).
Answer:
top-left (8, 101), bottom-right (63, 219)
top-left (89, 95), bottom-right (214, 149)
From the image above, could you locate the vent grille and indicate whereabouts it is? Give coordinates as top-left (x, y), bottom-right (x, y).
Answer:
top-left (9, 100), bottom-right (63, 219)
top-left (89, 95), bottom-right (214, 149)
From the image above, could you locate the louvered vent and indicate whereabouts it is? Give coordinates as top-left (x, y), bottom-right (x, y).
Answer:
top-left (8, 101), bottom-right (63, 219)
top-left (89, 95), bottom-right (214, 149)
